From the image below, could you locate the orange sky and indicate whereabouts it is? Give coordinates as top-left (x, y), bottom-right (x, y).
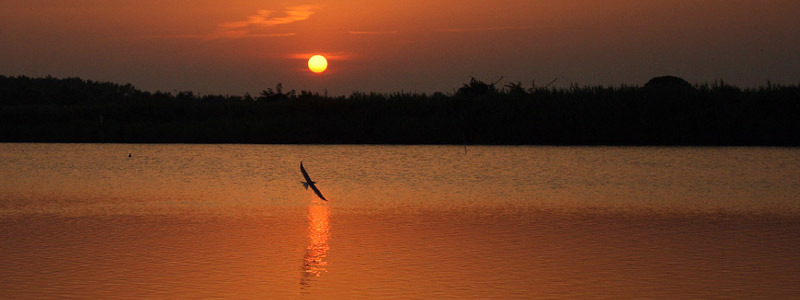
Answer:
top-left (2, 0), bottom-right (799, 95)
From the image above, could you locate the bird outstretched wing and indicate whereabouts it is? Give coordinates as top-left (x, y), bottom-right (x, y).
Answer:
top-left (300, 162), bottom-right (327, 201)
top-left (300, 162), bottom-right (313, 184)
top-left (310, 184), bottom-right (327, 201)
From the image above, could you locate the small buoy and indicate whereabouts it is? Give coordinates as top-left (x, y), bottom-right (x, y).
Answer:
top-left (128, 153), bottom-right (132, 158)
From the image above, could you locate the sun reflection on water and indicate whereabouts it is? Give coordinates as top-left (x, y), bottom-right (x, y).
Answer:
top-left (300, 202), bottom-right (331, 291)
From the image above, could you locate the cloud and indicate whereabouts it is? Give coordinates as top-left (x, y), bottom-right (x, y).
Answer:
top-left (138, 5), bottom-right (318, 40)
top-left (347, 30), bottom-right (399, 35)
top-left (143, 32), bottom-right (296, 40)
top-left (437, 26), bottom-right (532, 33)
top-left (219, 5), bottom-right (322, 29)
top-left (288, 53), bottom-right (353, 61)
top-left (207, 31), bottom-right (297, 40)
top-left (210, 5), bottom-right (321, 39)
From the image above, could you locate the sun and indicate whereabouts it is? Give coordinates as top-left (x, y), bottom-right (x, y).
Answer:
top-left (308, 55), bottom-right (328, 73)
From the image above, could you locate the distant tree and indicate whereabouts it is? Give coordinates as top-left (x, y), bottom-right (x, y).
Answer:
top-left (643, 76), bottom-right (695, 93)
top-left (1, 74), bottom-right (798, 146)
top-left (457, 78), bottom-right (498, 96)
top-left (177, 91), bottom-right (195, 101)
top-left (242, 93), bottom-right (254, 101)
top-left (298, 90), bottom-right (318, 100)
top-left (258, 83), bottom-right (296, 101)
top-left (505, 81), bottom-right (527, 96)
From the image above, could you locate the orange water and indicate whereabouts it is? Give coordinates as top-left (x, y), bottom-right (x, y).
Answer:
top-left (1, 144), bottom-right (799, 298)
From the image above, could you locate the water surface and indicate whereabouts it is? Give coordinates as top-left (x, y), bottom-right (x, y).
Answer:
top-left (1, 144), bottom-right (799, 298)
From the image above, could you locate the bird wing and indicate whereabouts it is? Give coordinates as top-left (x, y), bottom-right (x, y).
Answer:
top-left (300, 162), bottom-right (314, 184)
top-left (309, 184), bottom-right (327, 201)
top-left (301, 161), bottom-right (327, 201)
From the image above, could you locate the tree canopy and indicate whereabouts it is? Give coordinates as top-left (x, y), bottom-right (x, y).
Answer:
top-left (1, 75), bottom-right (798, 146)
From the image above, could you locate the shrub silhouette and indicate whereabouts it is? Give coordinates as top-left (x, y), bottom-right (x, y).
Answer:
top-left (1, 74), bottom-right (798, 146)
top-left (643, 76), bottom-right (695, 94)
top-left (457, 77), bottom-right (497, 96)
top-left (505, 81), bottom-right (527, 96)
top-left (258, 83), bottom-right (296, 101)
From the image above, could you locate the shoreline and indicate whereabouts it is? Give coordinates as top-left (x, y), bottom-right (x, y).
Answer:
top-left (3, 75), bottom-right (799, 147)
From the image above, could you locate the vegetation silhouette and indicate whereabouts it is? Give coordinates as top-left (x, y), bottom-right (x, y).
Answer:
top-left (457, 77), bottom-right (501, 96)
top-left (644, 76), bottom-right (695, 92)
top-left (1, 75), bottom-right (798, 146)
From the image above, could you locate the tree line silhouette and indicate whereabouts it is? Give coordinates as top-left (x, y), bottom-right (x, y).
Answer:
top-left (1, 75), bottom-right (798, 145)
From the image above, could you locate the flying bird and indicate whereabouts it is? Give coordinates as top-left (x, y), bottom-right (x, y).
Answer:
top-left (300, 161), bottom-right (327, 201)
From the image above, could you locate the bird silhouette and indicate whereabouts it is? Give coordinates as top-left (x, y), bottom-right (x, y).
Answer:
top-left (300, 162), bottom-right (327, 201)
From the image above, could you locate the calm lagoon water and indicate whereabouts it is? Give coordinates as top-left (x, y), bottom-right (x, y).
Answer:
top-left (1, 144), bottom-right (799, 299)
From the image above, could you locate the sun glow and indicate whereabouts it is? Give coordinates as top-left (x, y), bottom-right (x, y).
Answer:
top-left (302, 203), bottom-right (330, 286)
top-left (308, 55), bottom-right (328, 73)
